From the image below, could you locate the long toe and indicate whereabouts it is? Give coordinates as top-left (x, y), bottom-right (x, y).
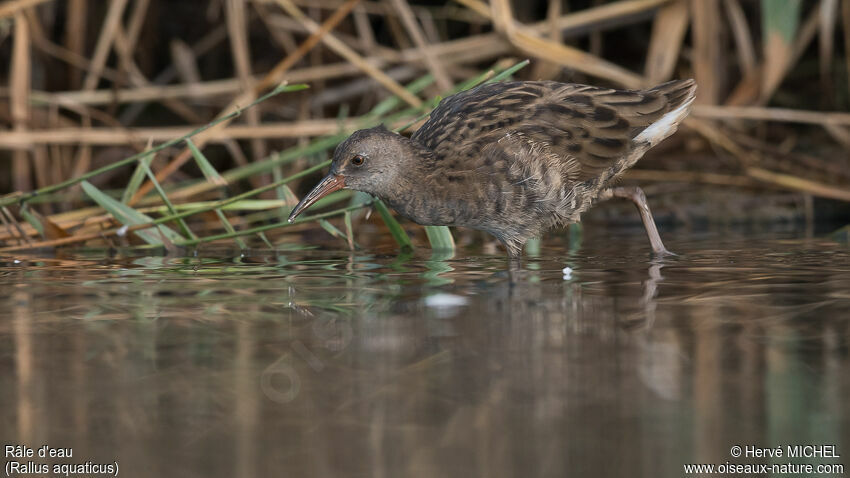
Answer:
top-left (651, 247), bottom-right (677, 258)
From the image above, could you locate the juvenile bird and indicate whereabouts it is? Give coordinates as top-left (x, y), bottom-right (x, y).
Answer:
top-left (289, 79), bottom-right (697, 261)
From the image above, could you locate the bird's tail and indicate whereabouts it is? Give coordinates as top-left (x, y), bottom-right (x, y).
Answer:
top-left (634, 79), bottom-right (697, 147)
top-left (592, 79), bottom-right (696, 191)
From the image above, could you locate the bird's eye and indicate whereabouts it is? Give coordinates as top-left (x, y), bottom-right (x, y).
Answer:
top-left (351, 155), bottom-right (365, 166)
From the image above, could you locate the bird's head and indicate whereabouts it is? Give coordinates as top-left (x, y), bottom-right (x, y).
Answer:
top-left (288, 125), bottom-right (419, 222)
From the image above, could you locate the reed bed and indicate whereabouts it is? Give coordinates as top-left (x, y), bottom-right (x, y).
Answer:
top-left (0, 0), bottom-right (848, 253)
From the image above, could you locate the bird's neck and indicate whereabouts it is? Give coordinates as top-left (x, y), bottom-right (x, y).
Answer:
top-left (374, 140), bottom-right (443, 224)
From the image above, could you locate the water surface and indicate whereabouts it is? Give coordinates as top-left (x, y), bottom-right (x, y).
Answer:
top-left (1, 229), bottom-right (849, 477)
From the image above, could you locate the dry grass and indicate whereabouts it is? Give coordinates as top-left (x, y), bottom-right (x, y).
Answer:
top-left (0, 0), bottom-right (848, 252)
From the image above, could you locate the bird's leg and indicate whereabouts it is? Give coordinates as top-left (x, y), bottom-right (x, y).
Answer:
top-left (507, 249), bottom-right (523, 272)
top-left (506, 255), bottom-right (526, 287)
top-left (599, 186), bottom-right (672, 256)
top-left (503, 241), bottom-right (525, 285)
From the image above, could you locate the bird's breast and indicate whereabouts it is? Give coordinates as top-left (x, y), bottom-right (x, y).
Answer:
top-left (382, 194), bottom-right (458, 226)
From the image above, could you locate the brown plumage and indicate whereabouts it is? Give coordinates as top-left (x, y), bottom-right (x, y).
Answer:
top-left (289, 79), bottom-right (697, 260)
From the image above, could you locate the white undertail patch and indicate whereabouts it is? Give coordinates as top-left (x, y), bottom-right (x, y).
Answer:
top-left (634, 95), bottom-right (696, 146)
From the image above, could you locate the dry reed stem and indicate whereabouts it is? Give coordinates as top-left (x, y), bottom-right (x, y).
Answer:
top-left (723, 0), bottom-right (757, 78)
top-left (256, 5), bottom-right (299, 54)
top-left (0, 0), bottom-right (51, 19)
top-left (11, 0), bottom-right (669, 108)
top-left (21, 6), bottom-right (49, 47)
top-left (844, 1), bottom-right (850, 102)
top-left (529, 0), bottom-right (562, 80)
top-left (0, 207), bottom-right (31, 247)
top-left (227, 0), bottom-right (267, 163)
top-left (0, 196), bottom-right (351, 252)
top-left (20, 35), bottom-right (502, 106)
top-left (686, 125), bottom-right (850, 203)
top-left (0, 224), bottom-right (128, 253)
top-left (113, 24), bottom-right (205, 124)
top-left (624, 169), bottom-right (761, 188)
top-left (170, 40), bottom-right (203, 84)
top-left (538, 0), bottom-right (670, 35)
top-left (727, 4), bottom-right (819, 106)
top-left (819, 0), bottom-right (838, 100)
top-left (227, 0), bottom-right (257, 97)
top-left (0, 120), bottom-right (364, 147)
top-left (728, 131), bottom-right (850, 180)
top-left (761, 20), bottom-right (793, 103)
top-left (383, 4), bottom-right (414, 50)
top-left (0, 210), bottom-right (22, 245)
top-left (11, 12), bottom-right (31, 191)
top-left (449, 0), bottom-right (671, 37)
top-left (307, 0), bottom-right (667, 80)
top-left (352, 4), bottom-right (377, 50)
top-left (69, 115), bottom-right (92, 184)
top-left (309, 64), bottom-right (423, 109)
top-left (32, 88), bottom-right (129, 128)
top-left (82, 0), bottom-right (129, 90)
top-left (3, 0), bottom-right (846, 250)
top-left (64, 0), bottom-right (87, 89)
top-left (460, 0), bottom-right (645, 88)
top-left (588, 2), bottom-right (603, 59)
top-left (32, 146), bottom-right (51, 191)
top-left (0, 195), bottom-right (204, 243)
top-left (687, 113), bottom-right (850, 203)
top-left (418, 8), bottom-right (440, 44)
top-left (27, 24), bottom-right (124, 84)
top-left (693, 105), bottom-right (850, 126)
top-left (685, 118), bottom-right (756, 164)
top-left (16, 62), bottom-right (387, 106)
top-left (264, 13), bottom-right (398, 56)
top-left (129, 0), bottom-right (363, 204)
top-left (112, 26), bottom-right (148, 86)
top-left (747, 167), bottom-right (850, 202)
top-left (824, 124), bottom-right (850, 150)
top-left (274, 0), bottom-right (422, 107)
top-left (389, 0), bottom-right (453, 92)
top-left (259, 0), bottom-right (485, 23)
top-left (645, 0), bottom-right (689, 83)
top-left (790, 6), bottom-right (821, 79)
top-left (120, 23), bottom-right (231, 124)
top-left (690, 0), bottom-right (721, 104)
top-left (126, 0), bottom-right (150, 51)
top-left (763, 5), bottom-right (819, 104)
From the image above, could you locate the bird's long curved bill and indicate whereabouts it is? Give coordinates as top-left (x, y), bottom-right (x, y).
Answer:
top-left (287, 174), bottom-right (346, 223)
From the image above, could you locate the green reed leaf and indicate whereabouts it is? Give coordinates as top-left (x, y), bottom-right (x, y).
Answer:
top-left (215, 208), bottom-right (247, 249)
top-left (122, 155), bottom-right (154, 204)
top-left (374, 200), bottom-right (412, 251)
top-left (424, 226), bottom-right (455, 252)
top-left (187, 138), bottom-right (227, 186)
top-left (81, 181), bottom-right (184, 245)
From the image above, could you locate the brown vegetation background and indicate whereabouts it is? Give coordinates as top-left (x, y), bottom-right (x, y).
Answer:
top-left (1, 0), bottom-right (849, 251)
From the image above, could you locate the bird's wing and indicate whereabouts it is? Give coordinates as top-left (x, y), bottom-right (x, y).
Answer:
top-left (412, 80), bottom-right (696, 183)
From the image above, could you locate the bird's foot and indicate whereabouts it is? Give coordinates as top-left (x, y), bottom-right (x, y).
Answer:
top-left (651, 247), bottom-right (677, 258)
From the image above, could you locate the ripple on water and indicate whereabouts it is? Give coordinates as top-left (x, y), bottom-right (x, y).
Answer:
top-left (0, 233), bottom-right (848, 476)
